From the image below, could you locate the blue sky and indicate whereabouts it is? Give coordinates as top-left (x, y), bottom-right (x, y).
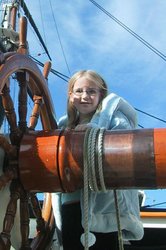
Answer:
top-left (21, 0), bottom-right (166, 207)
top-left (23, 0), bottom-right (166, 126)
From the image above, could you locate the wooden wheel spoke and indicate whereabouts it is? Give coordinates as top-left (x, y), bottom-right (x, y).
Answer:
top-left (1, 83), bottom-right (21, 145)
top-left (29, 95), bottom-right (43, 130)
top-left (20, 188), bottom-right (31, 250)
top-left (1, 84), bottom-right (17, 131)
top-left (0, 180), bottom-right (20, 249)
top-left (30, 193), bottom-right (45, 233)
top-left (0, 135), bottom-right (17, 189)
top-left (17, 71), bottom-right (28, 132)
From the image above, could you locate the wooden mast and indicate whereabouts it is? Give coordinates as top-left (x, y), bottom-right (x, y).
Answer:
top-left (19, 128), bottom-right (166, 192)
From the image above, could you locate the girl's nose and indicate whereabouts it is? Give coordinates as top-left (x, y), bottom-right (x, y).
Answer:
top-left (81, 91), bottom-right (90, 98)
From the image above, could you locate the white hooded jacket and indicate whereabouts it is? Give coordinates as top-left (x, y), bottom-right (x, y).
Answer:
top-left (52, 93), bottom-right (144, 245)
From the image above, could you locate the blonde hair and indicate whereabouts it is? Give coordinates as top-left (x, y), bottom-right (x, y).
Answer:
top-left (67, 70), bottom-right (108, 128)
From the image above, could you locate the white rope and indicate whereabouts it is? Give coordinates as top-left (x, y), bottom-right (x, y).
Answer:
top-left (97, 128), bottom-right (107, 192)
top-left (83, 128), bottom-right (91, 250)
top-left (83, 127), bottom-right (124, 250)
top-left (113, 190), bottom-right (124, 250)
top-left (88, 128), bottom-right (99, 192)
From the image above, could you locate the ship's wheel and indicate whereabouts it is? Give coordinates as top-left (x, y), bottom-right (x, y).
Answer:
top-left (0, 49), bottom-right (58, 250)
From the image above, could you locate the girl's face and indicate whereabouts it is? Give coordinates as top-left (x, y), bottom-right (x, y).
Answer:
top-left (69, 77), bottom-right (101, 116)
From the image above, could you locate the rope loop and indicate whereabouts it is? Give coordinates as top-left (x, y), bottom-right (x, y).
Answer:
top-left (82, 127), bottom-right (106, 250)
top-left (84, 127), bottom-right (107, 193)
top-left (82, 127), bottom-right (124, 250)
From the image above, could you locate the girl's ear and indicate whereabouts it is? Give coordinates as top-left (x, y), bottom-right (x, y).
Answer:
top-left (69, 91), bottom-right (74, 103)
top-left (99, 92), bottom-right (104, 102)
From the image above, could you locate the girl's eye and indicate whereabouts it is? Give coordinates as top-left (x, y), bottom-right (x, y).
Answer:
top-left (72, 88), bottom-right (99, 96)
top-left (76, 89), bottom-right (82, 93)
top-left (72, 89), bottom-right (83, 96)
top-left (88, 89), bottom-right (98, 95)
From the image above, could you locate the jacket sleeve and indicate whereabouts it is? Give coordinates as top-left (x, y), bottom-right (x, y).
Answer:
top-left (109, 110), bottom-right (135, 130)
top-left (58, 115), bottom-right (68, 128)
top-left (90, 93), bottom-right (138, 130)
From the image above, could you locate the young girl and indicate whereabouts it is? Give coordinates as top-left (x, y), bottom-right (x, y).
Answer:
top-left (52, 70), bottom-right (143, 250)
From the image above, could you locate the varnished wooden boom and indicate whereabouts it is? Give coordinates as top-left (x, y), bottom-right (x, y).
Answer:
top-left (19, 128), bottom-right (166, 192)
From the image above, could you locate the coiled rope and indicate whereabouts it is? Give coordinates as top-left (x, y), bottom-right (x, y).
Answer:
top-left (83, 127), bottom-right (124, 250)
